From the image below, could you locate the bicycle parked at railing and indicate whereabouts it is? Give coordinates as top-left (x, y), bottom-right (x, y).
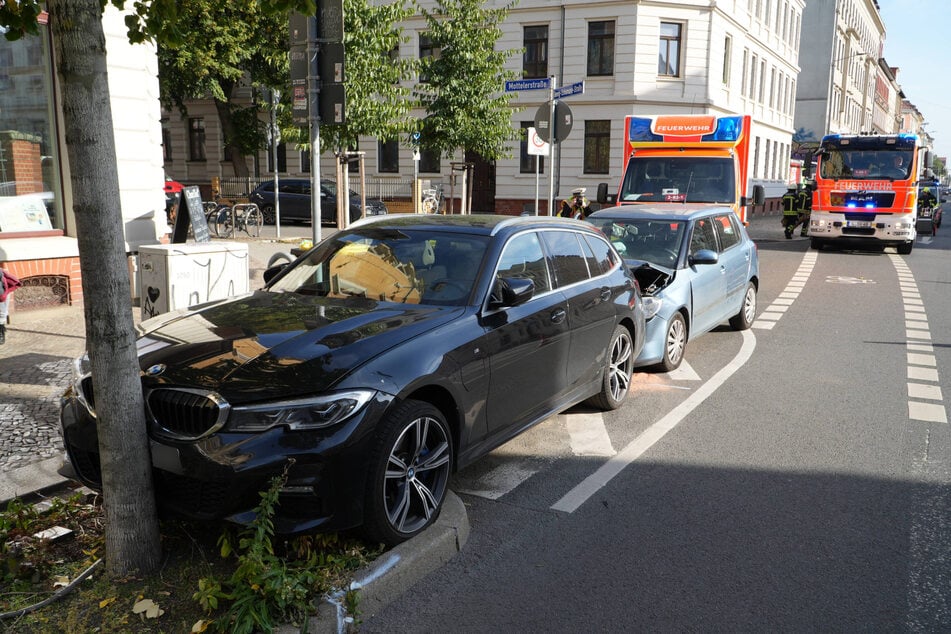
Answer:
top-left (421, 185), bottom-right (444, 214)
top-left (214, 203), bottom-right (262, 238)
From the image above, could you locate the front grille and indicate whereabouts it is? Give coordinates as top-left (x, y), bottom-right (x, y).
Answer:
top-left (146, 388), bottom-right (230, 440)
top-left (156, 472), bottom-right (238, 517)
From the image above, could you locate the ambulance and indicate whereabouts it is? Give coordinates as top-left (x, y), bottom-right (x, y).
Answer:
top-left (596, 114), bottom-right (765, 223)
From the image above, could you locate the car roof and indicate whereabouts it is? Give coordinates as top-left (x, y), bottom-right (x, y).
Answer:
top-left (349, 213), bottom-right (599, 237)
top-left (588, 204), bottom-right (738, 222)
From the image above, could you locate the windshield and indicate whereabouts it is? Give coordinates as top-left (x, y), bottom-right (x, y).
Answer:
top-left (619, 156), bottom-right (735, 204)
top-left (269, 228), bottom-right (488, 306)
top-left (587, 217), bottom-right (686, 268)
top-left (819, 149), bottom-right (913, 180)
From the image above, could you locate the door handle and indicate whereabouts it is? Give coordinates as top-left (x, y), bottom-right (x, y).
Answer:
top-left (550, 308), bottom-right (567, 323)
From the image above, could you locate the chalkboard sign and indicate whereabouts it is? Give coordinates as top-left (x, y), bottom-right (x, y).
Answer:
top-left (171, 186), bottom-right (211, 243)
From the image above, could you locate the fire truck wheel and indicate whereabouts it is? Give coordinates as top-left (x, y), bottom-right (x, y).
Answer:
top-left (897, 240), bottom-right (914, 255)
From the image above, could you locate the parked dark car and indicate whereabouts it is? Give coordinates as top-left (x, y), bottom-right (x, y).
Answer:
top-left (60, 215), bottom-right (645, 545)
top-left (587, 205), bottom-right (758, 371)
top-left (248, 178), bottom-right (387, 225)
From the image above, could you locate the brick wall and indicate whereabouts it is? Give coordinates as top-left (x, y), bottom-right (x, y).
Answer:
top-left (1, 256), bottom-right (83, 310)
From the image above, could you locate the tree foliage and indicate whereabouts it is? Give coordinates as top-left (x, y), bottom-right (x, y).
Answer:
top-left (416, 0), bottom-right (522, 161)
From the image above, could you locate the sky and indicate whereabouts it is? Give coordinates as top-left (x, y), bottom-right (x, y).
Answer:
top-left (878, 0), bottom-right (951, 161)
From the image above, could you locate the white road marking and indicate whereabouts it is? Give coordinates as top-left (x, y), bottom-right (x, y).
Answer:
top-left (909, 367), bottom-right (940, 382)
top-left (908, 383), bottom-right (943, 401)
top-left (752, 321), bottom-right (776, 330)
top-left (908, 402), bottom-right (948, 424)
top-left (908, 353), bottom-right (937, 367)
top-left (564, 412), bottom-right (616, 457)
top-left (454, 461), bottom-right (539, 500)
top-left (551, 329), bottom-right (756, 514)
top-left (665, 360), bottom-right (701, 381)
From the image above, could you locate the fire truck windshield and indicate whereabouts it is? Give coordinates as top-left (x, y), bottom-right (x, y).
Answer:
top-left (619, 156), bottom-right (735, 204)
top-left (819, 149), bottom-right (913, 181)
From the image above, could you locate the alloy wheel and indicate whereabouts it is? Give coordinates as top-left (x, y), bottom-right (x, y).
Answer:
top-left (383, 415), bottom-right (451, 535)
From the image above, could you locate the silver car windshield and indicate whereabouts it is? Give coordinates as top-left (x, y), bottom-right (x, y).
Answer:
top-left (587, 218), bottom-right (686, 268)
top-left (269, 229), bottom-right (488, 306)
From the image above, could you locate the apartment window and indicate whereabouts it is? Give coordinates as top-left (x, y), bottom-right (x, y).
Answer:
top-left (523, 25), bottom-right (548, 78)
top-left (420, 147), bottom-right (440, 174)
top-left (300, 148), bottom-right (311, 173)
top-left (419, 33), bottom-right (439, 83)
top-left (769, 67), bottom-right (776, 108)
top-left (188, 117), bottom-right (206, 161)
top-left (741, 49), bottom-right (749, 96)
top-left (266, 141), bottom-right (287, 173)
top-left (658, 22), bottom-right (682, 77)
top-left (520, 121), bottom-right (545, 174)
top-left (379, 139), bottom-right (399, 173)
top-left (587, 21), bottom-right (615, 76)
top-left (162, 126), bottom-right (173, 162)
top-left (722, 36), bottom-right (732, 86)
top-left (583, 120), bottom-right (611, 174)
top-left (758, 59), bottom-right (766, 102)
top-left (749, 54), bottom-right (758, 99)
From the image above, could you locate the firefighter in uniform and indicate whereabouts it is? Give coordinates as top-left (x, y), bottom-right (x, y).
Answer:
top-left (781, 186), bottom-right (799, 239)
top-left (559, 187), bottom-right (592, 219)
top-left (796, 183), bottom-right (812, 237)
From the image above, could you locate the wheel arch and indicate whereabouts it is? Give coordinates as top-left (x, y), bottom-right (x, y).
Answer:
top-left (400, 384), bottom-right (463, 471)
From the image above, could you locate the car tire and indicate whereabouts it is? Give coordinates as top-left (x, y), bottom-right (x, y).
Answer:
top-left (260, 205), bottom-right (276, 225)
top-left (897, 240), bottom-right (914, 255)
top-left (729, 282), bottom-right (757, 330)
top-left (362, 399), bottom-right (452, 546)
top-left (657, 312), bottom-right (687, 372)
top-left (585, 325), bottom-right (635, 411)
top-left (810, 238), bottom-right (823, 250)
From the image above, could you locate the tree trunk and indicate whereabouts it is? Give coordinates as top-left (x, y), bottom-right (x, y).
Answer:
top-left (48, 0), bottom-right (162, 575)
top-left (215, 83), bottom-right (250, 178)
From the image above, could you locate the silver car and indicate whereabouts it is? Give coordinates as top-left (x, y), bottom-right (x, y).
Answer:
top-left (587, 206), bottom-right (759, 371)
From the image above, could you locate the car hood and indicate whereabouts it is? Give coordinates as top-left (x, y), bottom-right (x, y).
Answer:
top-left (136, 291), bottom-right (461, 402)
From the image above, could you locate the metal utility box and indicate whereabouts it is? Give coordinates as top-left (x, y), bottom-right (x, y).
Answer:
top-left (138, 242), bottom-right (249, 320)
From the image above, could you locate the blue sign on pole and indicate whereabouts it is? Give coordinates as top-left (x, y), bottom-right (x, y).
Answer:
top-left (505, 78), bottom-right (552, 92)
top-left (554, 81), bottom-right (585, 99)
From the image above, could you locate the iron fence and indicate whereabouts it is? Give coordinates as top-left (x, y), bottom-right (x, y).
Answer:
top-left (216, 175), bottom-right (415, 201)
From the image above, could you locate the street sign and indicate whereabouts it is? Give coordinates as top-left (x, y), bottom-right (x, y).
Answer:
top-left (554, 80), bottom-right (585, 99)
top-left (527, 126), bottom-right (549, 156)
top-left (534, 101), bottom-right (573, 144)
top-left (505, 78), bottom-right (552, 92)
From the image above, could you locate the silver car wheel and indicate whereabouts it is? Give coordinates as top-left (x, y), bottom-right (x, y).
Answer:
top-left (608, 329), bottom-right (634, 402)
top-left (383, 415), bottom-right (451, 535)
top-left (666, 315), bottom-right (686, 367)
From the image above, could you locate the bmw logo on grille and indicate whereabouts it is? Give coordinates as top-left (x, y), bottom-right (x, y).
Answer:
top-left (146, 364), bottom-right (167, 377)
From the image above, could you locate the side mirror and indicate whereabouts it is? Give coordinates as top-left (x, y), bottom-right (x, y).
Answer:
top-left (488, 277), bottom-right (534, 309)
top-left (688, 249), bottom-right (719, 266)
top-left (597, 182), bottom-right (610, 204)
top-left (751, 184), bottom-right (766, 206)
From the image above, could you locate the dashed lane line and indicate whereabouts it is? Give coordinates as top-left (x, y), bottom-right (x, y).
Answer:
top-left (753, 250), bottom-right (817, 330)
top-left (889, 254), bottom-right (947, 424)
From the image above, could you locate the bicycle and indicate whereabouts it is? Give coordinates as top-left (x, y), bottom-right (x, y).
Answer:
top-left (421, 185), bottom-right (444, 214)
top-left (214, 203), bottom-right (262, 238)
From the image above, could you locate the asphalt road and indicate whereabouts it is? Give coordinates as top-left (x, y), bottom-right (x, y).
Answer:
top-left (357, 210), bottom-right (951, 631)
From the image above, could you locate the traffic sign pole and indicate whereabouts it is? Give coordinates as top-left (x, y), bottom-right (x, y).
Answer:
top-left (548, 76), bottom-right (556, 216)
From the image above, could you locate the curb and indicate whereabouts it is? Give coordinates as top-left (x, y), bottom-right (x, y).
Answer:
top-left (0, 456), bottom-right (68, 504)
top-left (278, 491), bottom-right (470, 634)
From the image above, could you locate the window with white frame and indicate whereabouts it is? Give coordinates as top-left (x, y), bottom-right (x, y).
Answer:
top-left (658, 22), bottom-right (682, 77)
top-left (722, 35), bottom-right (732, 86)
top-left (587, 21), bottom-right (615, 76)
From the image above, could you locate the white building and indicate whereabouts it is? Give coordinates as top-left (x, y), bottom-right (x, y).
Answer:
top-left (794, 0), bottom-right (887, 141)
top-left (165, 0), bottom-right (805, 214)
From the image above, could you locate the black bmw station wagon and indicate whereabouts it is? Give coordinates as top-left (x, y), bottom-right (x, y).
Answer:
top-left (61, 215), bottom-right (645, 545)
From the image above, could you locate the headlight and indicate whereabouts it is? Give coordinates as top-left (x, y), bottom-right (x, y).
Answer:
top-left (227, 390), bottom-right (376, 432)
top-left (641, 296), bottom-right (663, 320)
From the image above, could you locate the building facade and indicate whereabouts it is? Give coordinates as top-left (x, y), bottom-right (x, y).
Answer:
top-left (165, 0), bottom-right (805, 214)
top-left (0, 7), bottom-right (167, 311)
top-left (794, 0), bottom-right (888, 142)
